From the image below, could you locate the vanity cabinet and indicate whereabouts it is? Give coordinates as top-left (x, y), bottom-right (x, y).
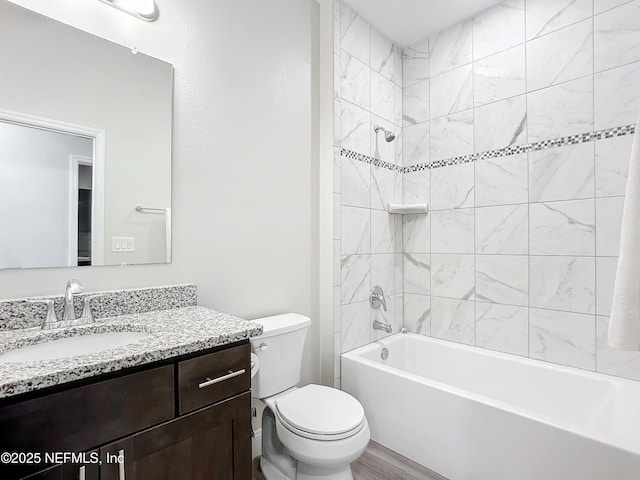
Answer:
top-left (100, 393), bottom-right (249, 480)
top-left (0, 342), bottom-right (251, 480)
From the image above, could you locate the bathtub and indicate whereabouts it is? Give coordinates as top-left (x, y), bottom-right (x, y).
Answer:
top-left (341, 332), bottom-right (640, 480)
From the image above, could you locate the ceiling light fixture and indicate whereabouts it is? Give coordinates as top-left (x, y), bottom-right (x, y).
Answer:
top-left (99, 0), bottom-right (159, 22)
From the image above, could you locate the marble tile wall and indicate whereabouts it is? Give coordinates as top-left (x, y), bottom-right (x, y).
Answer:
top-left (333, 0), bottom-right (404, 388)
top-left (401, 0), bottom-right (640, 382)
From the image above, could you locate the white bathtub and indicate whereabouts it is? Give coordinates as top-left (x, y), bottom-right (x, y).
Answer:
top-left (341, 332), bottom-right (640, 480)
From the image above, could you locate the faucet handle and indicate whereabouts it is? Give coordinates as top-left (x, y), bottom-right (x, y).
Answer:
top-left (369, 286), bottom-right (387, 312)
top-left (27, 299), bottom-right (59, 329)
top-left (80, 294), bottom-right (105, 323)
top-left (379, 295), bottom-right (387, 312)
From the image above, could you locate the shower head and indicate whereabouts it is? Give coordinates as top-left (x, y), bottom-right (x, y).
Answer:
top-left (374, 124), bottom-right (396, 142)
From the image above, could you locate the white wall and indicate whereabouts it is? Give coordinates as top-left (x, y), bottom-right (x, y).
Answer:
top-left (0, 122), bottom-right (92, 268)
top-left (1, 0), bottom-right (321, 384)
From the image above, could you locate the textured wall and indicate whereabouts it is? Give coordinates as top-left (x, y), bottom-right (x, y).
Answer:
top-left (1, 0), bottom-right (320, 384)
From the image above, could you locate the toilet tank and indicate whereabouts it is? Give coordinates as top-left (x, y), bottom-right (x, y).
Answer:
top-left (250, 313), bottom-right (310, 399)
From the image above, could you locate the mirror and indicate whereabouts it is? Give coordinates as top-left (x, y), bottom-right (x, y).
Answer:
top-left (0, 0), bottom-right (173, 269)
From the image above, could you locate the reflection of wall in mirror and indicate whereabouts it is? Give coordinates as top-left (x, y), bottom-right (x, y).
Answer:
top-left (0, 122), bottom-right (92, 268)
top-left (0, 1), bottom-right (172, 267)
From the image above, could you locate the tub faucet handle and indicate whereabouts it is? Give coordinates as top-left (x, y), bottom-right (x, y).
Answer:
top-left (370, 286), bottom-right (387, 311)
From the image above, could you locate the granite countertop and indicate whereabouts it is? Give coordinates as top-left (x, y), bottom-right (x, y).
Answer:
top-left (0, 306), bottom-right (263, 399)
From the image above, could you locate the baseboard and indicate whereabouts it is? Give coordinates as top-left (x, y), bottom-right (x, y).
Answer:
top-left (252, 428), bottom-right (262, 459)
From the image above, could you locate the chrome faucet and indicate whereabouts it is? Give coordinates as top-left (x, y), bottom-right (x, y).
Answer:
top-left (63, 279), bottom-right (84, 321)
top-left (373, 319), bottom-right (392, 333)
top-left (28, 279), bottom-right (89, 330)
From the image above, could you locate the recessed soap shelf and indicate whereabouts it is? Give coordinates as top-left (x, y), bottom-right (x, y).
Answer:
top-left (387, 203), bottom-right (429, 215)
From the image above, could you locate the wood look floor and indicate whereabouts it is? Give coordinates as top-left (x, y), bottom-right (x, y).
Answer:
top-left (252, 440), bottom-right (447, 480)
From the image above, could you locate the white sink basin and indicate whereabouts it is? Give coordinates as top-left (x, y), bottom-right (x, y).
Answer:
top-left (0, 331), bottom-right (152, 362)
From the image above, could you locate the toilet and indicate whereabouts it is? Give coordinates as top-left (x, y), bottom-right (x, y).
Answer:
top-left (251, 313), bottom-right (370, 480)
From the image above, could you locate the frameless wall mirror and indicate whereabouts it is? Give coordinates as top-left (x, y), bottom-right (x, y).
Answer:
top-left (0, 0), bottom-right (173, 269)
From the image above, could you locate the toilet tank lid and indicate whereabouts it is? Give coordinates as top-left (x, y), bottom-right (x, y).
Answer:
top-left (251, 313), bottom-right (311, 338)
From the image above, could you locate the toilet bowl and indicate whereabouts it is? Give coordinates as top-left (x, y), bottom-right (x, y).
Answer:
top-left (264, 384), bottom-right (370, 480)
top-left (251, 314), bottom-right (370, 480)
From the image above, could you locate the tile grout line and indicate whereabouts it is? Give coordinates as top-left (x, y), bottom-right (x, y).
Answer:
top-left (429, 295), bottom-right (597, 317)
top-left (427, 35), bottom-right (432, 338)
top-left (593, 1), bottom-right (598, 372)
top-left (392, 36), bottom-right (400, 338)
top-left (525, 0), bottom-right (530, 360)
top-left (471, 16), bottom-right (477, 348)
top-left (337, 2), bottom-right (343, 379)
top-left (367, 22), bottom-right (373, 349)
top-left (344, 195), bottom-right (626, 213)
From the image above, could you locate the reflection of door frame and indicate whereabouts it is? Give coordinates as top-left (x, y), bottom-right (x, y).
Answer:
top-left (69, 155), bottom-right (94, 266)
top-left (0, 109), bottom-right (106, 266)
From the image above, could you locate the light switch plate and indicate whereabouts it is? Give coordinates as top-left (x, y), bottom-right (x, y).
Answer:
top-left (112, 237), bottom-right (135, 252)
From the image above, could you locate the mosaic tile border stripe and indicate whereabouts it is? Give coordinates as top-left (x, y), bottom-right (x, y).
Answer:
top-left (339, 149), bottom-right (403, 172)
top-left (341, 124), bottom-right (636, 173)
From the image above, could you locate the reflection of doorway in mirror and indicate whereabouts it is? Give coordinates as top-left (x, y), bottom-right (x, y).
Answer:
top-left (0, 111), bottom-right (105, 269)
top-left (70, 156), bottom-right (93, 266)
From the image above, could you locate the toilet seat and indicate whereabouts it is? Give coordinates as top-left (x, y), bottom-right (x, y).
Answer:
top-left (274, 384), bottom-right (365, 441)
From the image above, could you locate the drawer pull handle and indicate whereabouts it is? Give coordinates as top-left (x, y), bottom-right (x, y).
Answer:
top-left (79, 466), bottom-right (86, 480)
top-left (199, 369), bottom-right (246, 388)
top-left (118, 449), bottom-right (125, 480)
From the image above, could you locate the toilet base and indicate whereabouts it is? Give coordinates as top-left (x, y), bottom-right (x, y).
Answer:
top-left (261, 408), bottom-right (296, 480)
top-left (261, 457), bottom-right (292, 480)
top-left (296, 462), bottom-right (353, 480)
top-left (261, 457), bottom-right (354, 480)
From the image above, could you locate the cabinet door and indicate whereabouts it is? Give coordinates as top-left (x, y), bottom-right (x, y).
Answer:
top-left (1, 365), bottom-right (174, 480)
top-left (100, 392), bottom-right (251, 480)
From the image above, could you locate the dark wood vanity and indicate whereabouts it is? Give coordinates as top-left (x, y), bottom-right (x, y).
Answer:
top-left (0, 342), bottom-right (252, 480)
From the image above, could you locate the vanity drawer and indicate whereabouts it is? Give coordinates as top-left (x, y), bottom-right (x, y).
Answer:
top-left (0, 365), bottom-right (174, 479)
top-left (178, 343), bottom-right (250, 414)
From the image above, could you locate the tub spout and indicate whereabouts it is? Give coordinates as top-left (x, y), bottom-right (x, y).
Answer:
top-left (373, 319), bottom-right (392, 333)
